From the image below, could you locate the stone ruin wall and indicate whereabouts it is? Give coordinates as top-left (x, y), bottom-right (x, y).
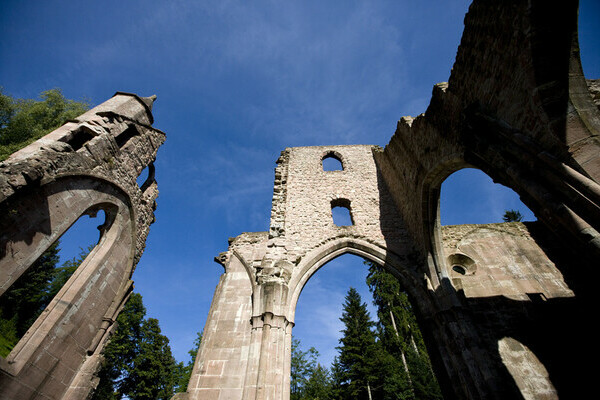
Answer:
top-left (182, 143), bottom-right (583, 400)
top-left (441, 223), bottom-right (574, 301)
top-left (182, 0), bottom-right (600, 398)
top-left (0, 93), bottom-right (165, 400)
top-left (1, 0), bottom-right (600, 399)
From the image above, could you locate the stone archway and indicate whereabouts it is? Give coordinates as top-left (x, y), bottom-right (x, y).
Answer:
top-left (181, 1), bottom-right (600, 394)
top-left (0, 92), bottom-right (165, 400)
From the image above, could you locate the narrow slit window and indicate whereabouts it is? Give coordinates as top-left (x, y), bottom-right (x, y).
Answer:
top-left (331, 199), bottom-right (354, 226)
top-left (136, 163), bottom-right (155, 192)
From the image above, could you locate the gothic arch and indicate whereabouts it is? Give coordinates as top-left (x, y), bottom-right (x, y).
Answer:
top-left (0, 92), bottom-right (164, 399)
top-left (420, 155), bottom-right (472, 283)
top-left (287, 237), bottom-right (428, 323)
top-left (0, 174), bottom-right (136, 374)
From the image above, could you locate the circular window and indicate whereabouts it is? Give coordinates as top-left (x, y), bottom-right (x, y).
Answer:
top-left (452, 265), bottom-right (466, 275)
top-left (447, 253), bottom-right (476, 275)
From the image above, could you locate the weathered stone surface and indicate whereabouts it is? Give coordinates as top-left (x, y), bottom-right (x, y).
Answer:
top-left (0, 92), bottom-right (164, 400)
top-left (182, 1), bottom-right (600, 399)
top-left (2, 0), bottom-right (599, 399)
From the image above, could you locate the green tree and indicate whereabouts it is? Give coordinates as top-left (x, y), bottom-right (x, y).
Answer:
top-left (127, 318), bottom-right (178, 400)
top-left (304, 363), bottom-right (333, 400)
top-left (0, 242), bottom-right (61, 356)
top-left (502, 209), bottom-right (523, 222)
top-left (366, 262), bottom-right (442, 400)
top-left (291, 337), bottom-right (319, 399)
top-left (92, 293), bottom-right (178, 400)
top-left (0, 88), bottom-right (89, 160)
top-left (336, 287), bottom-right (380, 400)
top-left (0, 242), bottom-right (96, 358)
top-left (93, 293), bottom-right (147, 400)
top-left (291, 337), bottom-right (333, 400)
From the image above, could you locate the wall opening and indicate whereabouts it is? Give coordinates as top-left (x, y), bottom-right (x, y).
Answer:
top-left (498, 337), bottom-right (557, 399)
top-left (322, 153), bottom-right (344, 171)
top-left (60, 127), bottom-right (95, 151)
top-left (440, 168), bottom-right (535, 225)
top-left (0, 209), bottom-right (106, 358)
top-left (331, 199), bottom-right (354, 226)
top-left (114, 125), bottom-right (140, 148)
top-left (136, 162), bottom-right (155, 192)
top-left (292, 253), bottom-right (443, 399)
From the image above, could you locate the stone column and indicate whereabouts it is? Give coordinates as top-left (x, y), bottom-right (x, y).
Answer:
top-left (243, 257), bottom-right (294, 400)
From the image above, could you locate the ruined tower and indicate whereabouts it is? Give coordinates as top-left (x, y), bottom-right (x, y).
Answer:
top-left (0, 92), bottom-right (165, 399)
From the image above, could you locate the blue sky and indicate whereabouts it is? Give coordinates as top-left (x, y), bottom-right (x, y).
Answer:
top-left (1, 0), bottom-right (598, 368)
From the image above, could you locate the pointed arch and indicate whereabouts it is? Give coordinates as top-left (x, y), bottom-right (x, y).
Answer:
top-left (287, 237), bottom-right (430, 323)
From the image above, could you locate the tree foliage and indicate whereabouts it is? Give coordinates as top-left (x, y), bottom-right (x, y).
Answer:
top-left (291, 272), bottom-right (443, 399)
top-left (0, 87), bottom-right (89, 160)
top-left (291, 338), bottom-right (320, 399)
top-left (365, 262), bottom-right (442, 400)
top-left (336, 287), bottom-right (380, 399)
top-left (291, 337), bottom-right (333, 400)
top-left (92, 293), bottom-right (183, 400)
top-left (502, 209), bottom-right (523, 222)
top-left (0, 243), bottom-right (93, 357)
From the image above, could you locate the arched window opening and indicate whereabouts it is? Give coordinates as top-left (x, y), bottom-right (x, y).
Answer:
top-left (440, 168), bottom-right (535, 225)
top-left (452, 265), bottom-right (466, 275)
top-left (0, 209), bottom-right (106, 358)
top-left (136, 163), bottom-right (155, 192)
top-left (331, 199), bottom-right (354, 226)
top-left (322, 153), bottom-right (344, 171)
top-left (293, 253), bottom-right (443, 399)
top-left (447, 253), bottom-right (476, 276)
top-left (498, 337), bottom-right (557, 398)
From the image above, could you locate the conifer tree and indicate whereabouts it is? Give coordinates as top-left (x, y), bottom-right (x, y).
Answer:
top-left (92, 293), bottom-right (179, 400)
top-left (127, 318), bottom-right (177, 400)
top-left (0, 242), bottom-right (60, 356)
top-left (502, 209), bottom-right (523, 222)
top-left (336, 287), bottom-right (380, 399)
top-left (291, 337), bottom-right (319, 399)
top-left (304, 363), bottom-right (333, 399)
top-left (365, 262), bottom-right (442, 400)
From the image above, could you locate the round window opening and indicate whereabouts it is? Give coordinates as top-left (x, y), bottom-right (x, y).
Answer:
top-left (447, 253), bottom-right (476, 276)
top-left (452, 265), bottom-right (467, 275)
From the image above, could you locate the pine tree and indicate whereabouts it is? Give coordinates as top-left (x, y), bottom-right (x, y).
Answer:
top-left (93, 292), bottom-right (146, 400)
top-left (336, 287), bottom-right (380, 400)
top-left (92, 293), bottom-right (179, 400)
top-left (365, 262), bottom-right (442, 400)
top-left (502, 209), bottom-right (523, 222)
top-left (304, 363), bottom-right (332, 399)
top-left (127, 318), bottom-right (177, 400)
top-left (329, 356), bottom-right (345, 400)
top-left (0, 242), bottom-right (61, 357)
top-left (291, 337), bottom-right (319, 399)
